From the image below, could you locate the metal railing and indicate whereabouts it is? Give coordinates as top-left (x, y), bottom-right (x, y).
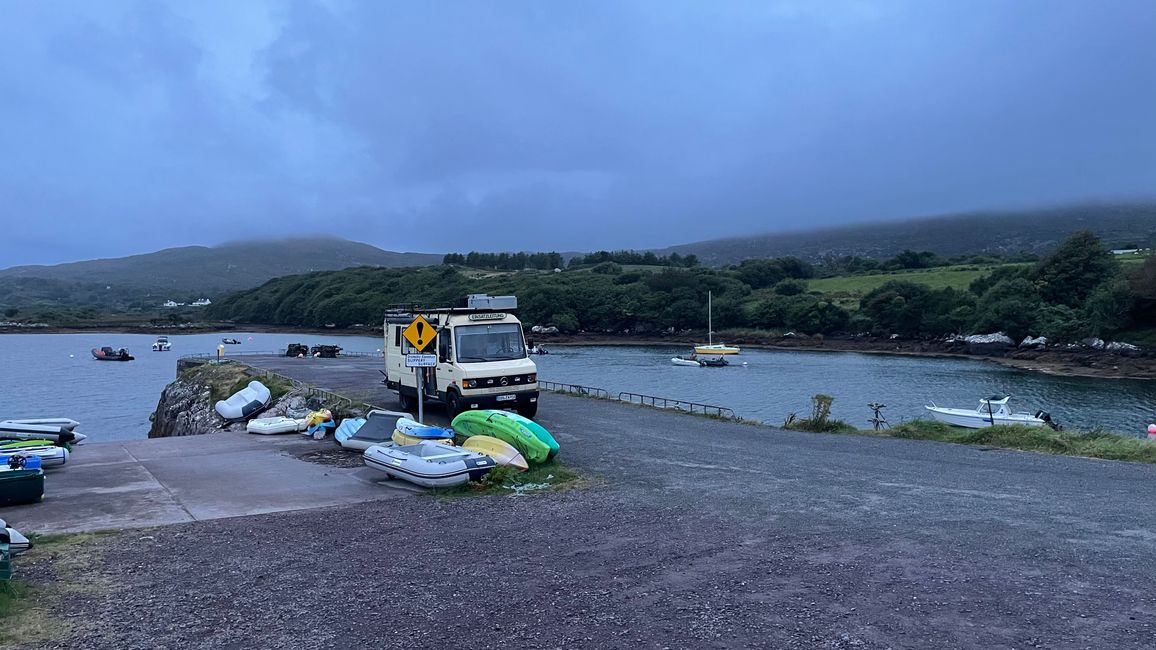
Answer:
top-left (616, 392), bottom-right (736, 419)
top-left (179, 350), bottom-right (378, 360)
top-left (538, 380), bottom-right (737, 419)
top-left (538, 380), bottom-right (610, 399)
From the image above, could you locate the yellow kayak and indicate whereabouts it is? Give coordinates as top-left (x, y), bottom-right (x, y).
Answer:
top-left (461, 435), bottom-right (529, 472)
top-left (392, 429), bottom-right (455, 447)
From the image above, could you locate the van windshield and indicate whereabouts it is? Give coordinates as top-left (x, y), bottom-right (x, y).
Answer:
top-left (454, 323), bottom-right (526, 362)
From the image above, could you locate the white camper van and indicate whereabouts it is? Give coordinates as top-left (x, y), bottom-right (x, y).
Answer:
top-left (383, 295), bottom-right (539, 418)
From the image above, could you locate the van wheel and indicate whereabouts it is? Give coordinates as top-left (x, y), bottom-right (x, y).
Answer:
top-left (517, 402), bottom-right (538, 419)
top-left (398, 391), bottom-right (415, 411)
top-left (446, 390), bottom-right (463, 419)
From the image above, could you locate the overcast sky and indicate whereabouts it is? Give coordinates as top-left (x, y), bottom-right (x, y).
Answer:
top-left (2, 1), bottom-right (1155, 267)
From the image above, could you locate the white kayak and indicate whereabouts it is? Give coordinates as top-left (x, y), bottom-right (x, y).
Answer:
top-left (337, 409), bottom-right (411, 451)
top-left (363, 441), bottom-right (495, 488)
top-left (246, 417), bottom-right (307, 435)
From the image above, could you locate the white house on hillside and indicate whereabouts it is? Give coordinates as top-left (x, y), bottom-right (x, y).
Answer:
top-left (190, 298), bottom-right (212, 306)
top-left (163, 300), bottom-right (183, 308)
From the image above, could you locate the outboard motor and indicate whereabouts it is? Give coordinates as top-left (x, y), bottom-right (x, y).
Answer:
top-left (1036, 410), bottom-right (1061, 431)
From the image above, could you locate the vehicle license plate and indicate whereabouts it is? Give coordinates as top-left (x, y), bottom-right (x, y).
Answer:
top-left (496, 394), bottom-right (516, 402)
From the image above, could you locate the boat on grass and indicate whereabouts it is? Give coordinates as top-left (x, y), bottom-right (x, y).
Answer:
top-left (926, 395), bottom-right (1056, 429)
top-left (461, 435), bottom-right (528, 471)
top-left (0, 518), bottom-right (32, 557)
top-left (214, 381), bottom-right (271, 422)
top-left (363, 441), bottom-right (495, 488)
top-left (92, 346), bottom-right (133, 361)
top-left (451, 409), bottom-right (558, 463)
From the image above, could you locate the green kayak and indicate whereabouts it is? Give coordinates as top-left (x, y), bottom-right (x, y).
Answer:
top-left (493, 411), bottom-right (559, 460)
top-left (451, 410), bottom-right (556, 465)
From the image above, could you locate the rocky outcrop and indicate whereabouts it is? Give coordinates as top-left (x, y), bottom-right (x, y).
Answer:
top-left (963, 332), bottom-right (1015, 355)
top-left (149, 374), bottom-right (230, 438)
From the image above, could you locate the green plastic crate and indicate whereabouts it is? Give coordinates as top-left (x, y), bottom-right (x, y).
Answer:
top-left (0, 468), bottom-right (45, 507)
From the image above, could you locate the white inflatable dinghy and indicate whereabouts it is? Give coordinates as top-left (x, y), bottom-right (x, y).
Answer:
top-left (0, 518), bottom-right (31, 556)
top-left (0, 445), bottom-right (68, 468)
top-left (246, 417), bottom-right (307, 435)
top-left (337, 409), bottom-right (411, 451)
top-left (0, 421), bottom-right (84, 445)
top-left (2, 418), bottom-right (80, 430)
top-left (362, 441), bottom-right (495, 488)
top-left (214, 381), bottom-right (272, 421)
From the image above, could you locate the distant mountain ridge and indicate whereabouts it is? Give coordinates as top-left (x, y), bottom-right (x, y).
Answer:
top-left (0, 238), bottom-right (442, 294)
top-left (657, 201), bottom-right (1156, 265)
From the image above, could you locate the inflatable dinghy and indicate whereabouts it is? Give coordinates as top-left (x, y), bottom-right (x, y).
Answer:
top-left (363, 441), bottom-right (495, 488)
top-left (2, 418), bottom-right (79, 431)
top-left (246, 416), bottom-right (307, 434)
top-left (0, 518), bottom-right (32, 557)
top-left (0, 445), bottom-right (68, 468)
top-left (0, 421), bottom-right (83, 445)
top-left (450, 410), bottom-right (557, 464)
top-left (214, 381), bottom-right (271, 421)
top-left (336, 409), bottom-right (411, 451)
top-left (461, 435), bottom-right (528, 471)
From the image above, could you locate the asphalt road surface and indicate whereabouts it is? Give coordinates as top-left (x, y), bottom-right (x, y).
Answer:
top-left (32, 390), bottom-right (1156, 649)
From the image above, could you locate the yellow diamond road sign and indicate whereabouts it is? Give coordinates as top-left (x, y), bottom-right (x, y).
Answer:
top-left (403, 315), bottom-right (435, 352)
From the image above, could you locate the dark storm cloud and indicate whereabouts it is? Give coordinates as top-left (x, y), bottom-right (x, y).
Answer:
top-left (2, 1), bottom-right (1154, 266)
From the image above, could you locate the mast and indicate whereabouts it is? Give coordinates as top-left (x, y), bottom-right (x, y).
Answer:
top-left (708, 290), bottom-right (712, 345)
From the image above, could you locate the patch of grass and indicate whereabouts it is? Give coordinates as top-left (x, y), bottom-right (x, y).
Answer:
top-left (785, 418), bottom-right (859, 434)
top-left (887, 420), bottom-right (1156, 464)
top-left (430, 458), bottom-right (587, 498)
top-left (806, 263), bottom-right (1028, 301)
top-left (0, 531), bottom-right (114, 645)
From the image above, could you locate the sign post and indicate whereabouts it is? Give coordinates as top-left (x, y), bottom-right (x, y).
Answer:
top-left (402, 316), bottom-right (436, 423)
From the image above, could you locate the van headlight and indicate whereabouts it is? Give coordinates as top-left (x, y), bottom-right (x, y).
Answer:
top-left (527, 373), bottom-right (536, 383)
top-left (461, 379), bottom-right (476, 389)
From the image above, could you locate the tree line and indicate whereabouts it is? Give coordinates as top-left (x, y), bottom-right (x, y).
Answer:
top-left (206, 231), bottom-right (1154, 345)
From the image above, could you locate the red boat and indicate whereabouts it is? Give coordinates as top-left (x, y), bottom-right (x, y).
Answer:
top-left (92, 346), bottom-right (134, 361)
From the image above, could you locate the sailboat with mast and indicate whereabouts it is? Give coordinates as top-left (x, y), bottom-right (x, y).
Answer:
top-left (694, 291), bottom-right (740, 355)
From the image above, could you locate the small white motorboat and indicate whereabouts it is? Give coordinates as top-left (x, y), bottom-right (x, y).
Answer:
top-left (337, 409), bottom-right (411, 451)
top-left (363, 441), bottom-right (495, 488)
top-left (214, 381), bottom-right (272, 421)
top-left (671, 356), bottom-right (702, 367)
top-left (151, 336), bottom-right (172, 352)
top-left (926, 395), bottom-right (1055, 429)
top-left (246, 416), bottom-right (307, 435)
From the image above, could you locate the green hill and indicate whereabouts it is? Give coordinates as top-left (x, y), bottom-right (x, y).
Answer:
top-left (658, 201), bottom-right (1156, 265)
top-left (0, 238), bottom-right (442, 294)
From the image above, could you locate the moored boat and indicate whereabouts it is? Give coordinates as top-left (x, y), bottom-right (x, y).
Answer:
top-left (671, 356), bottom-right (702, 367)
top-left (925, 395), bottom-right (1056, 429)
top-left (363, 441), bottom-right (495, 488)
top-left (222, 338), bottom-right (242, 345)
top-left (152, 336), bottom-right (171, 352)
top-left (693, 291), bottom-right (741, 355)
top-left (92, 346), bottom-right (134, 361)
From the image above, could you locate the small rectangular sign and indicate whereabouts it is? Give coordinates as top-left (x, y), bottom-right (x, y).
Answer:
top-left (405, 353), bottom-right (438, 368)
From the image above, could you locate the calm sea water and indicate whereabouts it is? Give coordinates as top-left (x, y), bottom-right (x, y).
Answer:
top-left (2, 333), bottom-right (1154, 442)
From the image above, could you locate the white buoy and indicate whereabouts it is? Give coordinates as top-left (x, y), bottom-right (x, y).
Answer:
top-left (69, 354), bottom-right (74, 358)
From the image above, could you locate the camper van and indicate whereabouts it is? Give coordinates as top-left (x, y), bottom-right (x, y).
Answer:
top-left (383, 295), bottom-right (539, 418)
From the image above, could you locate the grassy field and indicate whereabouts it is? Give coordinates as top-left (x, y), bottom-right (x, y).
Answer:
top-left (808, 263), bottom-right (1023, 298)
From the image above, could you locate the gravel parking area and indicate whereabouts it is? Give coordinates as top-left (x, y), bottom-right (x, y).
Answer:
top-left (19, 392), bottom-right (1156, 649)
